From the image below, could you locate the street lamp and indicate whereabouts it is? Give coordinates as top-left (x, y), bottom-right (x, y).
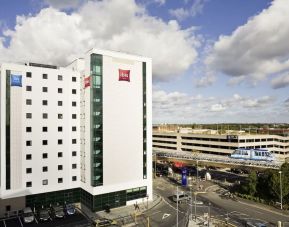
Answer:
top-left (208, 202), bottom-right (211, 227)
top-left (196, 160), bottom-right (199, 191)
top-left (176, 186), bottom-right (179, 227)
top-left (278, 171), bottom-right (282, 210)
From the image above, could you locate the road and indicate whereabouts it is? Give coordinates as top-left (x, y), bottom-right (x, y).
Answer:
top-left (151, 176), bottom-right (289, 226)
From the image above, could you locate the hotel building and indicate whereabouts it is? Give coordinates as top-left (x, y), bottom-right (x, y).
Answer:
top-left (0, 49), bottom-right (152, 216)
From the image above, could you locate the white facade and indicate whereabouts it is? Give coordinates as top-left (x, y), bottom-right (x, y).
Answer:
top-left (0, 49), bottom-right (152, 215)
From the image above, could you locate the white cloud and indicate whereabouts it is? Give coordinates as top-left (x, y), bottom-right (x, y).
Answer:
top-left (0, 0), bottom-right (199, 81)
top-left (169, 0), bottom-right (207, 21)
top-left (206, 0), bottom-right (289, 84)
top-left (44, 0), bottom-right (86, 9)
top-left (195, 71), bottom-right (216, 87)
top-left (210, 104), bottom-right (226, 112)
top-left (271, 73), bottom-right (289, 89)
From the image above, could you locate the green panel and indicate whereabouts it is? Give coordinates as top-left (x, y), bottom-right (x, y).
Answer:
top-left (6, 70), bottom-right (11, 190)
top-left (142, 62), bottom-right (147, 179)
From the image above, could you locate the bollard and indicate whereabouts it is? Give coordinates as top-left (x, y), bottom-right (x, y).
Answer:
top-left (277, 221), bottom-right (282, 227)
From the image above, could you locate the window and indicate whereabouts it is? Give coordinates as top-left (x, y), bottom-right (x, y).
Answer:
top-left (72, 139), bottom-right (77, 144)
top-left (72, 101), bottom-right (77, 107)
top-left (26, 141), bottom-right (32, 146)
top-left (72, 151), bottom-right (77, 156)
top-left (42, 140), bottom-right (48, 145)
top-left (42, 87), bottom-right (48, 92)
top-left (42, 100), bottom-right (48, 106)
top-left (72, 114), bottom-right (77, 119)
top-left (26, 182), bottom-right (32, 187)
top-left (72, 89), bottom-right (77, 94)
top-left (58, 127), bottom-right (63, 132)
top-left (72, 126), bottom-right (76, 131)
top-left (58, 178), bottom-right (63, 183)
top-left (58, 114), bottom-right (63, 119)
top-left (58, 152), bottom-right (63, 157)
top-left (26, 72), bottom-right (32, 78)
top-left (72, 77), bottom-right (76, 82)
top-left (26, 113), bottom-right (32, 119)
top-left (72, 176), bottom-right (77, 181)
top-left (58, 101), bottom-right (63, 106)
top-left (58, 88), bottom-right (63, 93)
top-left (26, 99), bottom-right (32, 105)
top-left (26, 168), bottom-right (32, 174)
top-left (42, 74), bottom-right (48, 79)
top-left (26, 86), bottom-right (32, 91)
top-left (26, 127), bottom-right (32, 132)
top-left (26, 154), bottom-right (32, 160)
top-left (42, 153), bottom-right (48, 159)
top-left (42, 180), bottom-right (48, 185)
top-left (42, 166), bottom-right (48, 172)
top-left (43, 113), bottom-right (48, 119)
top-left (58, 165), bottom-right (63, 170)
top-left (58, 75), bottom-right (63, 81)
top-left (72, 164), bottom-right (77, 169)
top-left (58, 139), bottom-right (63, 145)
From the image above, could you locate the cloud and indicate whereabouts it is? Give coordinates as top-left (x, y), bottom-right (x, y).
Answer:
top-left (206, 0), bottom-right (289, 83)
top-left (0, 0), bottom-right (199, 81)
top-left (210, 104), bottom-right (226, 112)
top-left (271, 73), bottom-right (289, 89)
top-left (43, 0), bottom-right (86, 9)
top-left (169, 0), bottom-right (207, 21)
top-left (195, 72), bottom-right (216, 87)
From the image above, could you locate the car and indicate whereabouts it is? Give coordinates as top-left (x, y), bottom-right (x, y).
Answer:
top-left (95, 218), bottom-right (117, 226)
top-left (38, 208), bottom-right (51, 221)
top-left (65, 203), bottom-right (76, 215)
top-left (22, 207), bottom-right (35, 223)
top-left (51, 205), bottom-right (65, 218)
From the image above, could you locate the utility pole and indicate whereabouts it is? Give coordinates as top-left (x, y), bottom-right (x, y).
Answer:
top-left (279, 171), bottom-right (283, 210)
top-left (176, 186), bottom-right (179, 227)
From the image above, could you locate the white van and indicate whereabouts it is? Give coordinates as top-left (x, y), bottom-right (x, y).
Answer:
top-left (173, 192), bottom-right (191, 203)
top-left (22, 207), bottom-right (35, 223)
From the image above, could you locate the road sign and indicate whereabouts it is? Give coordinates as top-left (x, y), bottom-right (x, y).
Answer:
top-left (162, 213), bottom-right (171, 220)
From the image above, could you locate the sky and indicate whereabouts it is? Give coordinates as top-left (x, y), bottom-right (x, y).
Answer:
top-left (0, 0), bottom-right (288, 124)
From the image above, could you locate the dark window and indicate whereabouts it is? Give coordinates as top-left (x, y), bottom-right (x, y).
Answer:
top-left (58, 75), bottom-right (63, 81)
top-left (42, 74), bottom-right (48, 79)
top-left (26, 141), bottom-right (32, 146)
top-left (58, 165), bottom-right (63, 170)
top-left (42, 180), bottom-right (48, 185)
top-left (72, 139), bottom-right (77, 144)
top-left (58, 88), bottom-right (63, 93)
top-left (26, 154), bottom-right (32, 160)
top-left (26, 72), bottom-right (32, 78)
top-left (58, 139), bottom-right (63, 145)
top-left (26, 86), bottom-right (32, 91)
top-left (72, 176), bottom-right (77, 181)
top-left (58, 101), bottom-right (63, 106)
top-left (72, 164), bottom-right (77, 169)
top-left (26, 168), bottom-right (32, 174)
top-left (58, 152), bottom-right (63, 157)
top-left (42, 100), bottom-right (48, 106)
top-left (72, 126), bottom-right (76, 131)
top-left (72, 151), bottom-right (77, 156)
top-left (72, 89), bottom-right (77, 94)
top-left (42, 153), bottom-right (48, 159)
top-left (26, 182), bottom-right (32, 187)
top-left (42, 166), bottom-right (48, 172)
top-left (26, 127), bottom-right (32, 132)
top-left (42, 127), bottom-right (48, 132)
top-left (72, 101), bottom-right (77, 107)
top-left (58, 127), bottom-right (63, 132)
top-left (42, 140), bottom-right (48, 145)
top-left (26, 113), bottom-right (32, 119)
top-left (42, 87), bottom-right (48, 92)
top-left (43, 113), bottom-right (48, 119)
top-left (26, 99), bottom-right (32, 105)
top-left (72, 77), bottom-right (76, 82)
top-left (72, 114), bottom-right (77, 119)
top-left (58, 114), bottom-right (63, 119)
top-left (58, 178), bottom-right (63, 183)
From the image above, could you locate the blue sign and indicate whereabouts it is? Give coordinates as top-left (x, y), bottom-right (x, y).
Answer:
top-left (181, 168), bottom-right (187, 186)
top-left (11, 75), bottom-right (22, 87)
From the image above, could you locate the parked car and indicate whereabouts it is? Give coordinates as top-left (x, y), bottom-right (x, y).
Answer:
top-left (38, 208), bottom-right (51, 221)
top-left (51, 205), bottom-right (65, 218)
top-left (22, 207), bottom-right (35, 223)
top-left (95, 218), bottom-right (117, 226)
top-left (65, 203), bottom-right (76, 215)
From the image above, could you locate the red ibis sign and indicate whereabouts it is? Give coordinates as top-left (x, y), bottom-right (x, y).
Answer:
top-left (119, 69), bottom-right (130, 82)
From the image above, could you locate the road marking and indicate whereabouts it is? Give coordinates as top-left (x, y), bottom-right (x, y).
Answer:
top-left (18, 217), bottom-right (23, 227)
top-left (156, 186), bottom-right (164, 191)
top-left (162, 197), bottom-right (185, 214)
top-left (162, 213), bottom-right (171, 220)
top-left (147, 210), bottom-right (161, 217)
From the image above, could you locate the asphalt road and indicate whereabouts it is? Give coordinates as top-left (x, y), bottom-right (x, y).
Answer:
top-left (152, 176), bottom-right (289, 227)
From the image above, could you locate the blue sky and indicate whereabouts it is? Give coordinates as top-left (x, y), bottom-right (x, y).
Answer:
top-left (0, 0), bottom-right (288, 124)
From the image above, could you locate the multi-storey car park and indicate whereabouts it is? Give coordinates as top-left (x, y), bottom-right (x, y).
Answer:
top-left (0, 49), bottom-right (152, 217)
top-left (153, 128), bottom-right (289, 163)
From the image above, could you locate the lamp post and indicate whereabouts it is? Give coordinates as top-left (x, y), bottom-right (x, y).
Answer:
top-left (208, 202), bottom-right (211, 227)
top-left (279, 171), bottom-right (283, 210)
top-left (196, 160), bottom-right (199, 191)
top-left (153, 153), bottom-right (157, 179)
top-left (176, 186), bottom-right (179, 227)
